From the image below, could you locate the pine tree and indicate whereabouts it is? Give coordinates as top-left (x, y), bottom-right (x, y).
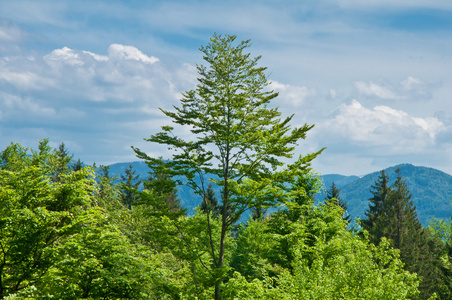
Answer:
top-left (144, 169), bottom-right (185, 214)
top-left (50, 142), bottom-right (73, 182)
top-left (325, 182), bottom-right (350, 223)
top-left (71, 158), bottom-right (84, 172)
top-left (362, 168), bottom-right (441, 299)
top-left (119, 164), bottom-right (141, 209)
top-left (250, 205), bottom-right (267, 221)
top-left (362, 170), bottom-right (390, 245)
top-left (200, 182), bottom-right (220, 216)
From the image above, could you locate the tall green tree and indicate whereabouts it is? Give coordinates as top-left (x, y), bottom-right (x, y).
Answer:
top-left (362, 170), bottom-right (391, 245)
top-left (362, 168), bottom-right (442, 299)
top-left (133, 33), bottom-right (323, 299)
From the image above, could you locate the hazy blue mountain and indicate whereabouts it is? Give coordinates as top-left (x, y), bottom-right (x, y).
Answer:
top-left (107, 161), bottom-right (211, 213)
top-left (107, 162), bottom-right (452, 226)
top-left (319, 164), bottom-right (452, 226)
top-left (107, 161), bottom-right (149, 180)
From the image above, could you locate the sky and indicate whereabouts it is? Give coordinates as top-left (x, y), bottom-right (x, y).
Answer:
top-left (1, 0), bottom-right (452, 176)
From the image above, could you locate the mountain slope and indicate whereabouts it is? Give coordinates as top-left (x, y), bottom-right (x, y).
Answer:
top-left (325, 164), bottom-right (452, 226)
top-left (108, 162), bottom-right (452, 226)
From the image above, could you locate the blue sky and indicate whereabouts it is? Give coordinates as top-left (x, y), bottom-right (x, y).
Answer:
top-left (1, 0), bottom-right (451, 176)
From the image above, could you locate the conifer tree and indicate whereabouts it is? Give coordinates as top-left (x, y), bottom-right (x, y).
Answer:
top-left (250, 205), bottom-right (267, 221)
top-left (325, 181), bottom-right (350, 223)
top-left (71, 158), bottom-right (84, 172)
top-left (362, 168), bottom-right (441, 299)
top-left (362, 170), bottom-right (390, 245)
top-left (201, 182), bottom-right (220, 215)
top-left (96, 165), bottom-right (122, 210)
top-left (50, 142), bottom-right (73, 182)
top-left (119, 164), bottom-right (141, 209)
top-left (144, 167), bottom-right (185, 214)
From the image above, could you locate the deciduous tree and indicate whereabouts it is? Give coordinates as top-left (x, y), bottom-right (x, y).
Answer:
top-left (133, 33), bottom-right (323, 299)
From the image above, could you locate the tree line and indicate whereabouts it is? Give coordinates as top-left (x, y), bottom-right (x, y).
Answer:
top-left (0, 34), bottom-right (451, 299)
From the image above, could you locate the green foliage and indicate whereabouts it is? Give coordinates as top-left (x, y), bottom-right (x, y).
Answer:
top-left (36, 223), bottom-right (159, 299)
top-left (274, 235), bottom-right (419, 299)
top-left (0, 145), bottom-right (95, 298)
top-left (143, 162), bottom-right (186, 215)
top-left (230, 219), bottom-right (280, 281)
top-left (133, 33), bottom-right (323, 299)
top-left (225, 202), bottom-right (420, 300)
top-left (429, 216), bottom-right (452, 299)
top-left (0, 141), bottom-right (183, 300)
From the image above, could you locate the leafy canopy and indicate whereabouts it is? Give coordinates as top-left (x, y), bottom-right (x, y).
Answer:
top-left (133, 33), bottom-right (323, 299)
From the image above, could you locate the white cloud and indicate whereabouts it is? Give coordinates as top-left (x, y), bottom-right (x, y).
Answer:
top-left (0, 43), bottom-right (198, 166)
top-left (108, 44), bottom-right (159, 64)
top-left (322, 100), bottom-right (444, 149)
top-left (401, 76), bottom-right (421, 90)
top-left (44, 47), bottom-right (85, 66)
top-left (0, 45), bottom-right (187, 105)
top-left (82, 50), bottom-right (108, 62)
top-left (0, 68), bottom-right (53, 90)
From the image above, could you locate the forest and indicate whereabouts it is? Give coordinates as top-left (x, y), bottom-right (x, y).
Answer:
top-left (1, 34), bottom-right (451, 299)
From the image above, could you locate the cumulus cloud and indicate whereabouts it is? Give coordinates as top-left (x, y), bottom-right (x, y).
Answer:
top-left (108, 44), bottom-right (159, 64)
top-left (321, 100), bottom-right (444, 151)
top-left (0, 44), bottom-right (187, 105)
top-left (0, 44), bottom-right (197, 164)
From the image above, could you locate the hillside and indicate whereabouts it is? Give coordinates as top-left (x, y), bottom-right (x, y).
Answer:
top-left (325, 164), bottom-right (452, 226)
top-left (108, 162), bottom-right (452, 226)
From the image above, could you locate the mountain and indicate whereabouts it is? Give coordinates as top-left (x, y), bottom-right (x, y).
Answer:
top-left (107, 162), bottom-right (452, 226)
top-left (324, 164), bottom-right (452, 226)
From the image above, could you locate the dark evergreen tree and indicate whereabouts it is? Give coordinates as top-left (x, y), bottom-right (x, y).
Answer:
top-left (324, 181), bottom-right (350, 223)
top-left (200, 182), bottom-right (220, 216)
top-left (385, 169), bottom-right (422, 255)
top-left (51, 142), bottom-right (73, 182)
top-left (362, 168), bottom-right (443, 299)
top-left (71, 158), bottom-right (84, 172)
top-left (251, 205), bottom-right (267, 221)
top-left (143, 166), bottom-right (185, 215)
top-left (119, 164), bottom-right (141, 209)
top-left (362, 170), bottom-right (390, 245)
top-left (96, 165), bottom-right (121, 208)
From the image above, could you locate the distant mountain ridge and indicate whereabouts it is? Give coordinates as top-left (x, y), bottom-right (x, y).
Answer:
top-left (317, 164), bottom-right (452, 225)
top-left (108, 162), bottom-right (452, 226)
